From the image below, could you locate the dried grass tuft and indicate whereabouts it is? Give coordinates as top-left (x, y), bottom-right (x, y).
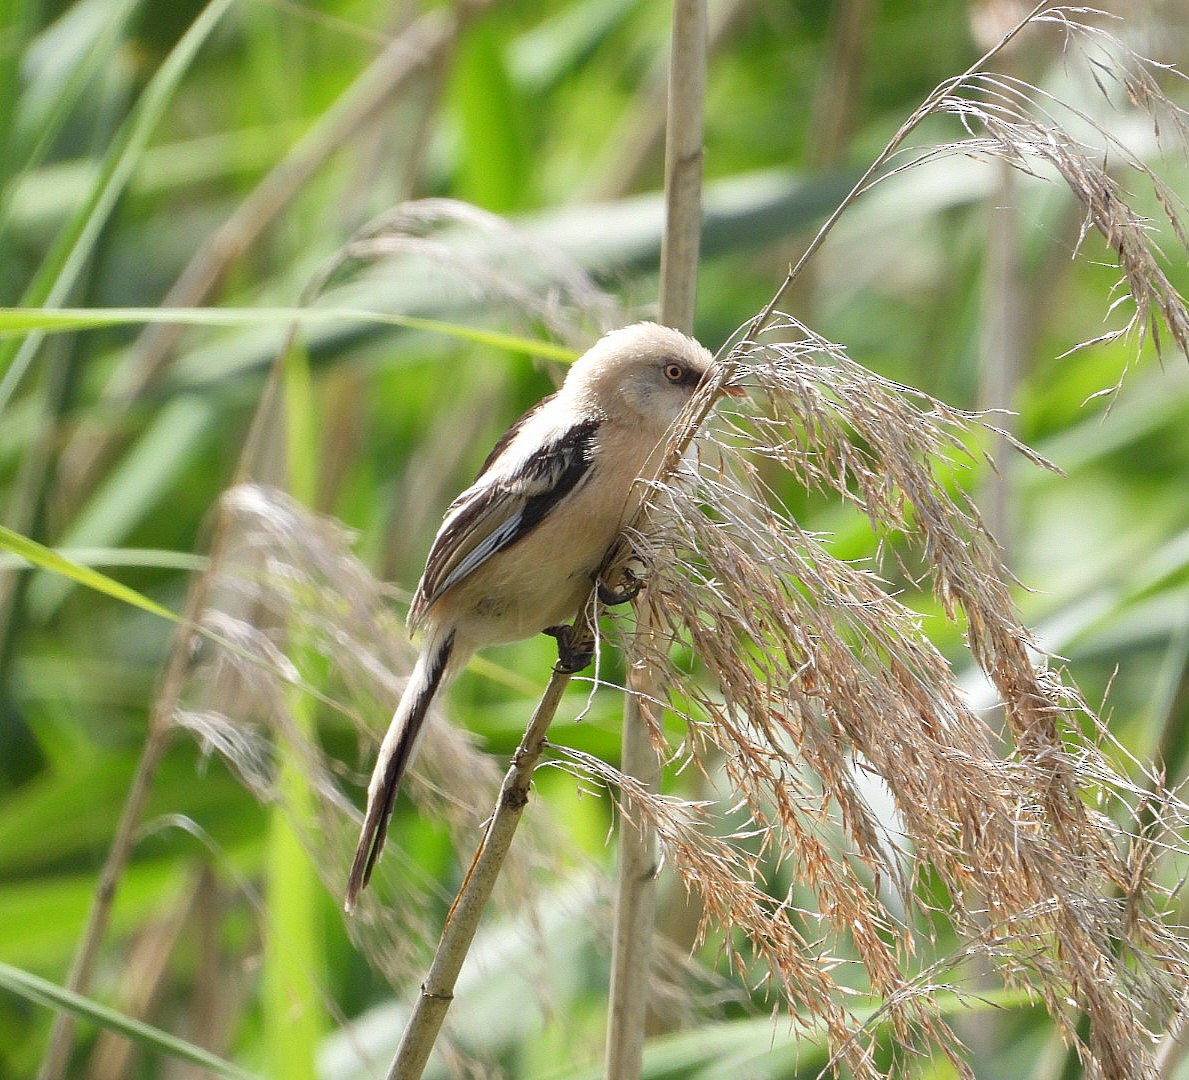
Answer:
top-left (306, 197), bottom-right (623, 348)
top-left (600, 320), bottom-right (1189, 1077)
top-left (607, 21), bottom-right (1189, 1069)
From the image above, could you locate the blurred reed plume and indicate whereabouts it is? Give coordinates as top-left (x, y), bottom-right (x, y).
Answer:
top-left (174, 483), bottom-right (545, 980)
top-left (929, 16), bottom-right (1189, 372)
top-left (308, 197), bottom-right (623, 346)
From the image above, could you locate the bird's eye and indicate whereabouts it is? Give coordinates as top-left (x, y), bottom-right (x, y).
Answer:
top-left (663, 362), bottom-right (686, 383)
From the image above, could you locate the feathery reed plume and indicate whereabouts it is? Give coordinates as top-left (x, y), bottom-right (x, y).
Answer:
top-left (756, 6), bottom-right (1189, 380)
top-left (586, 319), bottom-right (1189, 1077)
top-left (868, 8), bottom-right (1189, 373)
top-left (306, 197), bottom-right (622, 347)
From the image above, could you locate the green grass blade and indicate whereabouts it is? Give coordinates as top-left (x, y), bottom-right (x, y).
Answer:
top-left (0, 548), bottom-right (204, 573)
top-left (3, 0), bottom-right (142, 207)
top-left (0, 524), bottom-right (176, 622)
top-left (0, 0), bottom-right (238, 415)
top-left (262, 340), bottom-right (324, 1079)
top-left (0, 960), bottom-right (260, 1080)
top-left (0, 0), bottom-right (39, 202)
top-left (0, 306), bottom-right (578, 360)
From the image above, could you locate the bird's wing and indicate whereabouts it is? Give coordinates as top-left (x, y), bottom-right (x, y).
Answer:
top-left (408, 412), bottom-right (601, 627)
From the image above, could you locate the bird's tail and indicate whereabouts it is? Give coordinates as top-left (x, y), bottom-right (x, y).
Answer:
top-left (345, 627), bottom-right (459, 912)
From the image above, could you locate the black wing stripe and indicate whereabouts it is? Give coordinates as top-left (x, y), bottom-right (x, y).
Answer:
top-left (513, 417), bottom-right (600, 537)
top-left (413, 416), bottom-right (601, 616)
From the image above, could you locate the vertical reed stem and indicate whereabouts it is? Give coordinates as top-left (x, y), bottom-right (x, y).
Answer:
top-left (606, 2), bottom-right (706, 1077)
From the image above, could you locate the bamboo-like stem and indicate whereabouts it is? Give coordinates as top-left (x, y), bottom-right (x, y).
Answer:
top-left (384, 666), bottom-right (575, 1080)
top-left (607, 2), bottom-right (706, 1077)
top-left (1150, 656), bottom-right (1189, 1079)
top-left (605, 644), bottom-right (663, 1076)
top-left (1156, 997), bottom-right (1189, 1078)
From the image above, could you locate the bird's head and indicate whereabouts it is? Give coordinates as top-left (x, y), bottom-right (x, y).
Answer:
top-left (563, 322), bottom-right (724, 433)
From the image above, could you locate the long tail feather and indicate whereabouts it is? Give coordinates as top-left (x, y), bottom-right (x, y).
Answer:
top-left (345, 628), bottom-right (456, 912)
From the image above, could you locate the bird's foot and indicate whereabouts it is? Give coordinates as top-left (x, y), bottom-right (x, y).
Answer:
top-left (596, 565), bottom-right (643, 607)
top-left (544, 623), bottom-right (595, 673)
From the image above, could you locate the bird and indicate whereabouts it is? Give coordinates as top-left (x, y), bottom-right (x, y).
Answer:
top-left (344, 321), bottom-right (720, 911)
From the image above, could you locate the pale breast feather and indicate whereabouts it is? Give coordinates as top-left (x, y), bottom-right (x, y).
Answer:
top-left (408, 413), bottom-right (602, 626)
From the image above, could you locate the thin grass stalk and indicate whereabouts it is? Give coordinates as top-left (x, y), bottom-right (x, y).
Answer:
top-left (0, 338), bottom-right (78, 772)
top-left (655, 0), bottom-right (706, 338)
top-left (807, 0), bottom-right (870, 171)
top-left (785, 0), bottom-right (870, 318)
top-left (973, 0), bottom-right (1029, 559)
top-left (187, 869), bottom-right (228, 1072)
top-left (1138, 641), bottom-right (1189, 1079)
top-left (263, 719), bottom-right (323, 1080)
top-left (34, 727), bottom-right (171, 1080)
top-left (607, 2), bottom-right (706, 1076)
top-left (384, 666), bottom-right (576, 1080)
top-left (1156, 988), bottom-right (1189, 1079)
top-left (85, 867), bottom-right (205, 1080)
top-left (978, 159), bottom-right (1023, 554)
top-left (606, 670), bottom-right (662, 1078)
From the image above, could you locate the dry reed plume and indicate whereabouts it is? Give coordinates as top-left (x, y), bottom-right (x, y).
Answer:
top-left (555, 12), bottom-right (1189, 1074)
top-left (564, 317), bottom-right (1189, 1078)
top-left (174, 484), bottom-right (549, 982)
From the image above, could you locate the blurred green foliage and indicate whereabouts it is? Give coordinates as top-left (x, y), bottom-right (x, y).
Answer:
top-left (0, 0), bottom-right (1187, 1077)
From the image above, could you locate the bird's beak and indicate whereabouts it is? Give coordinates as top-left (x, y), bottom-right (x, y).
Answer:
top-left (699, 368), bottom-right (747, 398)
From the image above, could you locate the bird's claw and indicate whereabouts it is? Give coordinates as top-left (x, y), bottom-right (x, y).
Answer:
top-left (596, 566), bottom-right (643, 607)
top-left (544, 624), bottom-right (595, 673)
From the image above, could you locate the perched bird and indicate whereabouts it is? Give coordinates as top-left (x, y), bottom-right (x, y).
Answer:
top-left (345, 322), bottom-right (718, 911)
